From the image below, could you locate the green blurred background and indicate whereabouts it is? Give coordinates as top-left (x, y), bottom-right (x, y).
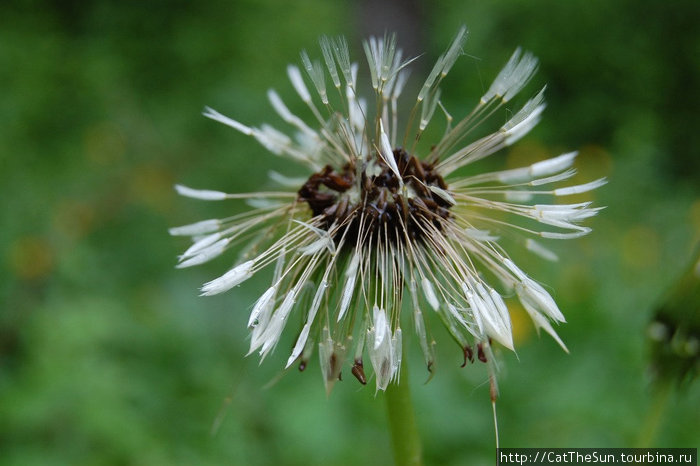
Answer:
top-left (2, 0), bottom-right (699, 465)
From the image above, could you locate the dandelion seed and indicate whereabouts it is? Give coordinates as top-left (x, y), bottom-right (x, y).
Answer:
top-left (171, 28), bottom-right (603, 392)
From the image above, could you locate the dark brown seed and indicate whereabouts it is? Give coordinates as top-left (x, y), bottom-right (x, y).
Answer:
top-left (325, 172), bottom-right (353, 191)
top-left (461, 345), bottom-right (474, 367)
top-left (477, 343), bottom-right (487, 363)
top-left (351, 359), bottom-right (367, 385)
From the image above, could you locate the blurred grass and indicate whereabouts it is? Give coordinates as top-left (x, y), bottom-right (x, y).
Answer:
top-left (1, 1), bottom-right (699, 465)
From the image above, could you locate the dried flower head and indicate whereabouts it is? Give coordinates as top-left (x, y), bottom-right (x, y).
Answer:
top-left (171, 27), bottom-right (605, 393)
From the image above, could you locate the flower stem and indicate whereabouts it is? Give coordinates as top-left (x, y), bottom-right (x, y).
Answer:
top-left (636, 381), bottom-right (672, 447)
top-left (385, 361), bottom-right (423, 466)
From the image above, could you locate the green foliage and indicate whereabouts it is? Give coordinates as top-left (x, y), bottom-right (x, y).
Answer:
top-left (1, 1), bottom-right (699, 465)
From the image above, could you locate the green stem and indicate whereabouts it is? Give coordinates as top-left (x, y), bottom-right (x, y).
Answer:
top-left (636, 381), bottom-right (672, 447)
top-left (385, 360), bottom-right (423, 466)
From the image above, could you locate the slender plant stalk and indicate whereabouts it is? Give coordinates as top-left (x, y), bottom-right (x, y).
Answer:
top-left (385, 360), bottom-right (423, 466)
top-left (636, 381), bottom-right (672, 447)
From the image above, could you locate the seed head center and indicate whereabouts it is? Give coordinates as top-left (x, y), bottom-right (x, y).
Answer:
top-left (298, 149), bottom-right (451, 243)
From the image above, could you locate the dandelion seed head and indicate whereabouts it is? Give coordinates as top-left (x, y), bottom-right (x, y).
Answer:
top-left (171, 27), bottom-right (604, 392)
